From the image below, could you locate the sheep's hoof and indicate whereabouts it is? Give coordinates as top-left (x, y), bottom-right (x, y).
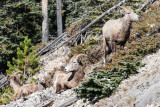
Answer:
top-left (104, 57), bottom-right (112, 63)
top-left (22, 97), bottom-right (28, 101)
top-left (121, 47), bottom-right (127, 50)
top-left (107, 57), bottom-right (112, 63)
top-left (120, 48), bottom-right (124, 50)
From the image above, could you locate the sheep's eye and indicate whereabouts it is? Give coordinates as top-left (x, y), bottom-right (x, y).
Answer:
top-left (73, 62), bottom-right (76, 63)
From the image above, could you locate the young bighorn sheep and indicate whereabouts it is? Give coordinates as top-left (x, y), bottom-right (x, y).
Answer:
top-left (52, 54), bottom-right (87, 93)
top-left (33, 71), bottom-right (55, 88)
top-left (8, 72), bottom-right (46, 101)
top-left (8, 74), bottom-right (22, 101)
top-left (103, 6), bottom-right (139, 63)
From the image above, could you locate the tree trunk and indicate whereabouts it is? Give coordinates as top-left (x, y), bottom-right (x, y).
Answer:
top-left (42, 0), bottom-right (49, 43)
top-left (37, 0), bottom-right (130, 56)
top-left (56, 0), bottom-right (63, 37)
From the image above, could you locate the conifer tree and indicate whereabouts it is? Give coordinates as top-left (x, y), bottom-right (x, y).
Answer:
top-left (6, 36), bottom-right (40, 82)
top-left (74, 61), bottom-right (144, 101)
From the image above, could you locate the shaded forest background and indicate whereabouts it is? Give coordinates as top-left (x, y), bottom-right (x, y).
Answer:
top-left (0, 0), bottom-right (144, 73)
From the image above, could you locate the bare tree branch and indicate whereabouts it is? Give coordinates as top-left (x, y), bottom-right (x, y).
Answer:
top-left (44, 0), bottom-right (130, 55)
top-left (141, 0), bottom-right (156, 11)
top-left (58, 97), bottom-right (78, 107)
top-left (0, 78), bottom-right (8, 89)
top-left (37, 33), bottom-right (66, 56)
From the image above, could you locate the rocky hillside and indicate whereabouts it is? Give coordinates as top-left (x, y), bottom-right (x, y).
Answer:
top-left (1, 0), bottom-right (160, 106)
top-left (1, 49), bottom-right (160, 107)
top-left (94, 49), bottom-right (160, 107)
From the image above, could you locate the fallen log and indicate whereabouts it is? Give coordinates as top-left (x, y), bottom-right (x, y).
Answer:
top-left (141, 0), bottom-right (157, 11)
top-left (58, 97), bottom-right (78, 107)
top-left (37, 0), bottom-right (156, 57)
top-left (36, 33), bottom-right (66, 57)
top-left (0, 78), bottom-right (8, 89)
top-left (42, 0), bottom-right (130, 55)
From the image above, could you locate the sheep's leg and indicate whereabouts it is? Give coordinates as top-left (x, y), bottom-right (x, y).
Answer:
top-left (15, 92), bottom-right (21, 101)
top-left (12, 89), bottom-right (23, 101)
top-left (120, 45), bottom-right (124, 50)
top-left (66, 80), bottom-right (79, 89)
top-left (111, 41), bottom-right (116, 54)
top-left (120, 42), bottom-right (125, 50)
top-left (12, 93), bottom-right (18, 101)
top-left (120, 41), bottom-right (127, 50)
top-left (103, 38), bottom-right (107, 63)
top-left (56, 84), bottom-right (61, 93)
top-left (61, 84), bottom-right (66, 90)
top-left (63, 84), bottom-right (69, 91)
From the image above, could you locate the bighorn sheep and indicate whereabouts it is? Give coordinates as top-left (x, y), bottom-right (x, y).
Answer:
top-left (52, 54), bottom-right (87, 93)
top-left (8, 74), bottom-right (22, 101)
top-left (35, 70), bottom-right (55, 88)
top-left (103, 6), bottom-right (139, 63)
top-left (8, 72), bottom-right (46, 101)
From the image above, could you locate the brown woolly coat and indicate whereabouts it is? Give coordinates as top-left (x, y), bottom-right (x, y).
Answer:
top-left (9, 76), bottom-right (45, 101)
top-left (53, 54), bottom-right (86, 93)
top-left (102, 7), bottom-right (139, 63)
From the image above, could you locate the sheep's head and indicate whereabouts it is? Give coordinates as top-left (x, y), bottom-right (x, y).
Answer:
top-left (7, 71), bottom-right (21, 82)
top-left (44, 71), bottom-right (55, 79)
top-left (121, 6), bottom-right (139, 22)
top-left (65, 54), bottom-right (87, 73)
top-left (7, 71), bottom-right (22, 87)
top-left (8, 75), bottom-right (17, 85)
top-left (34, 73), bottom-right (46, 84)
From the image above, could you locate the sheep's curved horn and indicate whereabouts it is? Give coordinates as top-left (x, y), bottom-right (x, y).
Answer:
top-left (120, 6), bottom-right (126, 9)
top-left (120, 6), bottom-right (128, 11)
top-left (120, 6), bottom-right (133, 13)
top-left (9, 71), bottom-right (22, 79)
top-left (76, 54), bottom-right (88, 66)
top-left (6, 75), bottom-right (10, 80)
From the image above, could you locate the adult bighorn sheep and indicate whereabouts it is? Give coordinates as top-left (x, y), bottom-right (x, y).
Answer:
top-left (8, 72), bottom-right (46, 101)
top-left (103, 6), bottom-right (139, 63)
top-left (52, 54), bottom-right (87, 93)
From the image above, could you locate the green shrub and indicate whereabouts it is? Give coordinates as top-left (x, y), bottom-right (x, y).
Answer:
top-left (0, 0), bottom-right (42, 73)
top-left (0, 99), bottom-right (4, 105)
top-left (74, 4), bottom-right (160, 102)
top-left (0, 86), bottom-right (13, 105)
top-left (74, 61), bottom-right (144, 101)
top-left (6, 36), bottom-right (40, 82)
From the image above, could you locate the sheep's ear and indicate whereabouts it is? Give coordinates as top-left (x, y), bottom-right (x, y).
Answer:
top-left (120, 9), bottom-right (125, 15)
top-left (126, 6), bottom-right (134, 12)
top-left (120, 6), bottom-right (131, 14)
top-left (77, 56), bottom-right (83, 66)
top-left (6, 75), bottom-right (10, 80)
top-left (13, 76), bottom-right (17, 80)
top-left (17, 74), bottom-right (21, 79)
top-left (60, 66), bottom-right (65, 71)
